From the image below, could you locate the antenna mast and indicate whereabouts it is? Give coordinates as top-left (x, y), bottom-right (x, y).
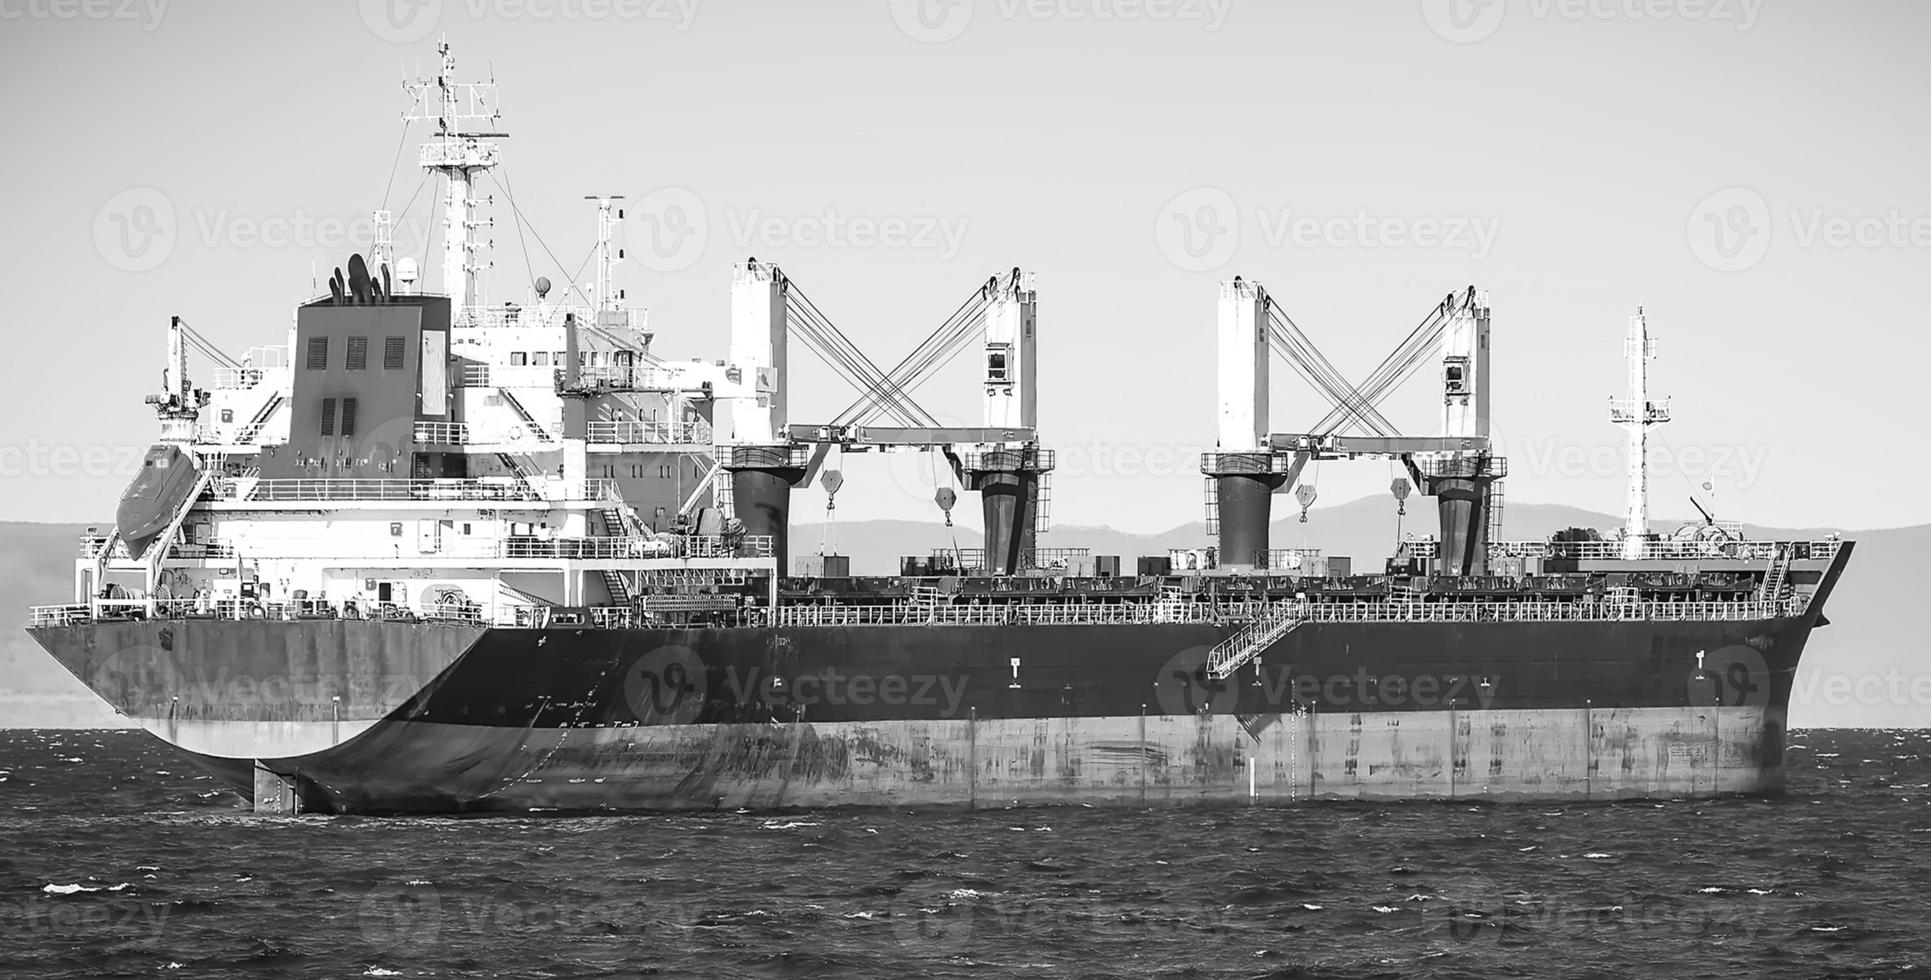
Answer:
top-left (404, 40), bottom-right (504, 315)
top-left (1610, 308), bottom-right (1671, 558)
top-left (585, 195), bottom-right (627, 323)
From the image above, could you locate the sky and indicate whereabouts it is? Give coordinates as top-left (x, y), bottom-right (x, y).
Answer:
top-left (0, 0), bottom-right (1926, 536)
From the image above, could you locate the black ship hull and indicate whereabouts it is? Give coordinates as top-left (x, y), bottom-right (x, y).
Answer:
top-left (30, 609), bottom-right (1826, 813)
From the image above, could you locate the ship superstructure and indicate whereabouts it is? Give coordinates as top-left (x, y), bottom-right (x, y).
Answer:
top-left (28, 46), bottom-right (1853, 814)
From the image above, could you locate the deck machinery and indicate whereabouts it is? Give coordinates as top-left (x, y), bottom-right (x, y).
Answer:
top-left (1203, 278), bottom-right (1501, 575)
top-left (26, 44), bottom-right (1854, 814)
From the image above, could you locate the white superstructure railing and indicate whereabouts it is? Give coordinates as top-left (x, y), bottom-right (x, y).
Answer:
top-left (211, 477), bottom-right (622, 503)
top-left (585, 420), bottom-right (713, 445)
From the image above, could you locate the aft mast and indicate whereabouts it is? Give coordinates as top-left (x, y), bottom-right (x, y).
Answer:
top-left (1610, 307), bottom-right (1671, 558)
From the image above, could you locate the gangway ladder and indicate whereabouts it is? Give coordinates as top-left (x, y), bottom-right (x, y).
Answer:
top-left (1205, 600), bottom-right (1308, 681)
top-left (495, 453), bottom-right (540, 499)
top-left (497, 387), bottom-right (556, 443)
top-left (591, 506), bottom-right (633, 605)
top-left (1758, 543), bottom-right (1793, 607)
top-left (234, 392), bottom-right (284, 445)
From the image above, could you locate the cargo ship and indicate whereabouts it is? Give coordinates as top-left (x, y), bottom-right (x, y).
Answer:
top-left (29, 45), bottom-right (1852, 814)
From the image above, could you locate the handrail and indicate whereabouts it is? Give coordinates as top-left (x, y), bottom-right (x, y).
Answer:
top-left (36, 594), bottom-right (1801, 630)
top-left (585, 420), bottom-right (713, 445)
top-left (770, 597), bottom-right (1798, 628)
top-left (225, 478), bottom-right (621, 503)
top-left (1403, 538), bottom-right (1845, 562)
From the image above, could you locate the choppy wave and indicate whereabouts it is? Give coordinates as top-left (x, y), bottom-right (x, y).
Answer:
top-left (2, 728), bottom-right (1929, 978)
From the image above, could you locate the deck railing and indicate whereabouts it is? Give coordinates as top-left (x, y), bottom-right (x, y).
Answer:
top-left (1402, 538), bottom-right (1844, 563)
top-left (585, 420), bottom-right (713, 445)
top-left (221, 478), bottom-right (620, 504)
top-left (36, 592), bottom-right (1796, 631)
top-left (768, 597), bottom-right (1796, 628)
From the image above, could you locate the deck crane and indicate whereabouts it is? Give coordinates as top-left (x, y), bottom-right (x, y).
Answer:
top-left (720, 260), bottom-right (1051, 575)
top-left (1202, 279), bottom-right (1504, 574)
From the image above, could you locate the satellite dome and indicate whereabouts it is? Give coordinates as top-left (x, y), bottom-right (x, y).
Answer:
top-left (535, 276), bottom-right (552, 298)
top-left (395, 257), bottom-right (420, 284)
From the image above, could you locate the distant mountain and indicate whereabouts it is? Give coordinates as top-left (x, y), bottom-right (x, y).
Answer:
top-left (1, 504), bottom-right (1918, 729)
top-left (791, 496), bottom-right (1859, 577)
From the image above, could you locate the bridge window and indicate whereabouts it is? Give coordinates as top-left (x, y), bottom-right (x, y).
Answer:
top-left (510, 352), bottom-right (528, 366)
top-left (305, 337), bottom-right (329, 370)
top-left (346, 336), bottom-right (369, 371)
top-left (532, 352), bottom-right (550, 367)
top-left (340, 397), bottom-right (358, 437)
top-left (319, 398), bottom-right (337, 436)
top-left (383, 337), bottom-right (406, 370)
